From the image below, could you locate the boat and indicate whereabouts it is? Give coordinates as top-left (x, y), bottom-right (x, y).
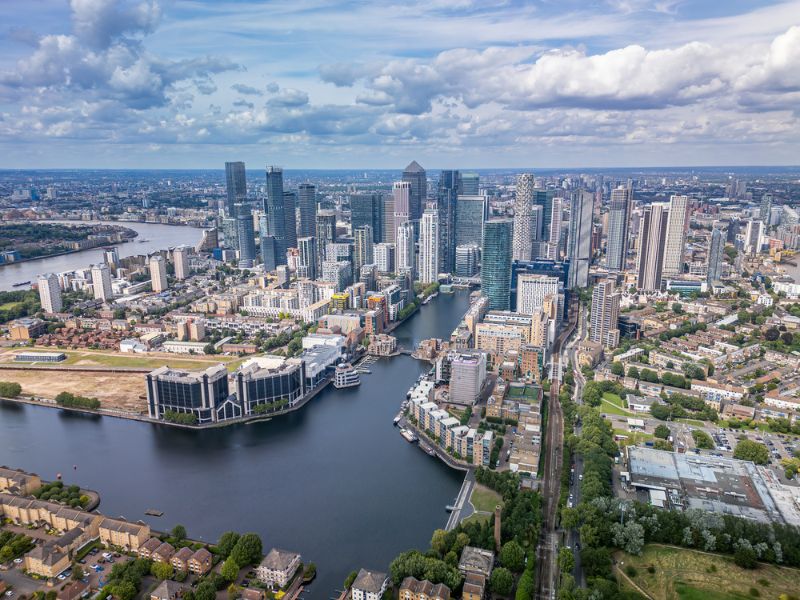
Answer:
top-left (333, 362), bottom-right (361, 389)
top-left (137, 239), bottom-right (150, 243)
top-left (144, 509), bottom-right (163, 517)
top-left (426, 447), bottom-right (437, 457)
top-left (445, 505), bottom-right (455, 512)
top-left (393, 413), bottom-right (403, 426)
top-left (400, 429), bottom-right (418, 443)
top-left (12, 281), bottom-right (31, 287)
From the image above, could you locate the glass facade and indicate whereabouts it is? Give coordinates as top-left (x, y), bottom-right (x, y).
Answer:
top-left (481, 219), bottom-right (513, 310)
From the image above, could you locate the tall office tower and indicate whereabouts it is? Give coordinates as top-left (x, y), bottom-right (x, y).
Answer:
top-left (236, 208), bottom-right (257, 268)
top-left (351, 193), bottom-right (384, 243)
top-left (172, 245), bottom-right (191, 280)
top-left (516, 274), bottom-right (559, 316)
top-left (297, 183), bottom-right (317, 238)
top-left (706, 227), bottom-right (725, 285)
top-left (590, 278), bottom-right (621, 349)
top-left (392, 181), bottom-right (411, 233)
top-left (375, 243), bottom-right (396, 273)
top-left (297, 237), bottom-right (318, 280)
top-left (419, 207), bottom-right (439, 284)
top-left (437, 170), bottom-right (461, 273)
top-left (90, 263), bottom-right (113, 301)
top-left (383, 194), bottom-right (396, 244)
top-left (455, 243), bottom-right (480, 277)
top-left (513, 174), bottom-right (535, 261)
top-left (744, 219), bottom-right (765, 255)
top-left (662, 194), bottom-right (690, 278)
top-left (396, 221), bottom-right (416, 279)
top-left (461, 173), bottom-right (479, 195)
top-left (261, 234), bottom-right (277, 272)
top-left (225, 161), bottom-right (247, 217)
top-left (103, 247), bottom-right (119, 270)
top-left (402, 160), bottom-right (426, 221)
top-left (533, 189), bottom-right (555, 242)
top-left (265, 166), bottom-right (292, 264)
top-left (481, 219), bottom-right (513, 310)
top-left (149, 255), bottom-right (168, 292)
top-left (760, 193), bottom-right (773, 225)
top-left (282, 191), bottom-right (298, 249)
top-left (354, 226), bottom-right (374, 277)
top-left (38, 273), bottom-right (62, 314)
top-left (321, 260), bottom-right (352, 292)
top-left (567, 190), bottom-right (594, 289)
top-left (636, 203), bottom-right (669, 291)
top-left (606, 185), bottom-right (633, 271)
top-left (455, 195), bottom-right (487, 249)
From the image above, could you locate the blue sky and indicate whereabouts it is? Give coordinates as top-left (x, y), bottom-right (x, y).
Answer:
top-left (0, 0), bottom-right (799, 168)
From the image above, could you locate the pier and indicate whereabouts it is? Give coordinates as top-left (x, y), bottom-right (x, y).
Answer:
top-left (445, 470), bottom-right (475, 530)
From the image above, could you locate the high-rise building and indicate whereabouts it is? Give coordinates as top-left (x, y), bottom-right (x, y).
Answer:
top-left (513, 174), bottom-right (536, 262)
top-left (392, 181), bottom-right (411, 233)
top-left (396, 221), bottom-right (415, 279)
top-left (261, 234), bottom-right (277, 272)
top-left (455, 195), bottom-right (487, 249)
top-left (606, 185), bottom-right (633, 271)
top-left (706, 227), bottom-right (725, 285)
top-left (265, 166), bottom-right (295, 264)
top-left (383, 194), bottom-right (396, 244)
top-left (461, 173), bottom-right (479, 195)
top-left (90, 263), bottom-right (113, 301)
top-left (225, 161), bottom-right (247, 217)
top-left (222, 217), bottom-right (238, 250)
top-left (103, 247), bottom-right (119, 270)
top-left (744, 219), bottom-right (765, 256)
top-left (297, 183), bottom-right (317, 239)
top-left (297, 237), bottom-right (317, 280)
top-left (149, 255), bottom-right (168, 292)
top-left (449, 352), bottom-right (487, 405)
top-left (481, 219), bottom-right (513, 310)
top-left (402, 160), bottom-right (426, 221)
top-left (455, 244), bottom-right (480, 277)
top-left (316, 209), bottom-right (337, 272)
top-left (354, 226), bottom-right (374, 277)
top-left (351, 193), bottom-right (384, 243)
top-left (662, 195), bottom-right (690, 278)
top-left (375, 243), bottom-right (396, 273)
top-left (419, 206), bottom-right (439, 284)
top-left (38, 273), bottom-right (62, 314)
top-left (283, 191), bottom-right (298, 250)
top-left (636, 203), bottom-right (669, 291)
top-left (437, 170), bottom-right (460, 273)
top-left (590, 278), bottom-right (620, 349)
top-left (567, 191), bottom-right (594, 289)
top-left (546, 196), bottom-right (564, 259)
top-left (321, 261), bottom-right (352, 292)
top-left (172, 245), bottom-right (191, 280)
top-left (236, 208), bottom-right (257, 268)
top-left (326, 242), bottom-right (353, 264)
top-left (516, 274), bottom-right (559, 316)
top-left (533, 189), bottom-right (555, 242)
top-left (760, 194), bottom-right (773, 225)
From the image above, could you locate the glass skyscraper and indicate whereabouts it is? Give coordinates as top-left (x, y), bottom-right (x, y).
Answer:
top-left (437, 170), bottom-right (460, 273)
top-left (455, 195), bottom-right (487, 249)
top-left (351, 193), bottom-right (384, 243)
top-left (402, 160), bottom-right (426, 221)
top-left (297, 183), bottom-right (317, 239)
top-left (224, 161), bottom-right (247, 217)
top-left (236, 207), bottom-right (257, 268)
top-left (264, 166), bottom-right (296, 265)
top-left (606, 186), bottom-right (632, 271)
top-left (481, 219), bottom-right (513, 310)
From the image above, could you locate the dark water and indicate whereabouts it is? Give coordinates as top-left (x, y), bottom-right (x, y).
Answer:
top-left (0, 291), bottom-right (470, 597)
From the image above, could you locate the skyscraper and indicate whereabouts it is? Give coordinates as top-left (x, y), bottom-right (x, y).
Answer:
top-left (402, 160), bottom-right (426, 221)
top-left (662, 194), bottom-right (690, 278)
top-left (455, 195), bottom-right (487, 249)
top-left (455, 244), bottom-right (480, 277)
top-left (516, 274), bottom-right (559, 316)
top-left (315, 209), bottom-right (337, 272)
top-left (396, 221), bottom-right (415, 279)
top-left (90, 263), bottom-right (113, 301)
top-left (590, 278), bottom-right (620, 349)
top-left (513, 174), bottom-right (536, 262)
top-left (37, 273), bottom-right (62, 314)
top-left (760, 194), bottom-right (773, 226)
top-left (481, 219), bottom-right (513, 310)
top-left (297, 236), bottom-right (317, 280)
top-left (636, 203), bottom-right (669, 291)
top-left (172, 245), bottom-right (191, 280)
top-left (149, 255), bottom-right (168, 293)
top-left (533, 189), bottom-right (555, 242)
top-left (236, 208), bottom-right (257, 268)
top-left (392, 181), bottom-right (411, 233)
top-left (375, 243), bottom-right (396, 273)
top-left (461, 173), bottom-right (479, 195)
top-left (297, 183), bottom-right (317, 239)
top-left (351, 193), bottom-right (384, 243)
top-left (419, 206), bottom-right (439, 284)
top-left (744, 219), bottom-right (764, 255)
top-left (437, 170), bottom-right (461, 273)
top-left (383, 195), bottom-right (396, 244)
top-left (283, 191), bottom-right (298, 250)
top-left (354, 226), bottom-right (374, 277)
top-left (606, 185), bottom-right (633, 271)
top-left (547, 197), bottom-right (564, 259)
top-left (261, 234), bottom-right (277, 272)
top-left (264, 166), bottom-right (294, 265)
top-left (224, 161), bottom-right (247, 217)
top-left (706, 227), bottom-right (725, 285)
top-left (567, 191), bottom-right (594, 289)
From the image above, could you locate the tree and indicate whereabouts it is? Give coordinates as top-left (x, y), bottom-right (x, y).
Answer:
top-left (230, 533), bottom-right (262, 566)
top-left (692, 430), bottom-right (714, 449)
top-left (610, 362), bottom-right (625, 377)
top-left (627, 366), bottom-right (640, 380)
top-left (734, 544), bottom-right (758, 569)
top-left (216, 532), bottom-right (240, 558)
top-left (499, 541), bottom-right (525, 573)
top-left (171, 524), bottom-right (187, 542)
top-left (764, 328), bottom-right (780, 342)
top-left (557, 548), bottom-right (575, 573)
top-left (110, 581), bottom-right (137, 600)
top-left (430, 529), bottom-right (449, 557)
top-left (489, 567), bottom-right (514, 596)
top-left (344, 571), bottom-right (358, 589)
top-left (151, 561), bottom-right (174, 580)
top-left (194, 581), bottom-right (217, 600)
top-left (734, 440), bottom-right (770, 465)
top-left (654, 424), bottom-right (671, 439)
top-left (611, 521), bottom-right (645, 555)
top-left (781, 332), bottom-right (795, 345)
top-left (221, 557), bottom-right (240, 582)
top-left (71, 564), bottom-right (84, 581)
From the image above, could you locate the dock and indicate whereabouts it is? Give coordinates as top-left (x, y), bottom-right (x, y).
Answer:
top-left (444, 470), bottom-right (475, 531)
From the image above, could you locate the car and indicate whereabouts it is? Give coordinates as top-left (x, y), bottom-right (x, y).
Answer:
top-left (5, 591), bottom-right (14, 597)
top-left (13, 558), bottom-right (23, 564)
top-left (79, 559), bottom-right (86, 564)
top-left (90, 564), bottom-right (99, 570)
top-left (57, 575), bottom-right (67, 581)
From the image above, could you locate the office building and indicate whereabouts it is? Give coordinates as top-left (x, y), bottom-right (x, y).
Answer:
top-left (354, 226), bottom-right (374, 277)
top-left (606, 185), bottom-right (633, 271)
top-left (637, 202), bottom-right (669, 291)
top-left (297, 237), bottom-right (317, 280)
top-left (392, 181), bottom-right (411, 232)
top-left (437, 170), bottom-right (460, 273)
top-left (662, 195), bottom-right (690, 278)
top-left (513, 174), bottom-right (536, 261)
top-left (449, 353), bottom-right (487, 405)
top-left (383, 194), bottom-right (396, 244)
top-left (149, 255), bottom-right (168, 292)
top-left (396, 221), bottom-right (415, 278)
top-left (221, 217), bottom-right (238, 250)
top-left (402, 160), bottom-right (426, 221)
top-left (265, 166), bottom-right (295, 264)
top-left (532, 189), bottom-right (555, 242)
top-left (707, 227), bottom-right (725, 285)
top-left (172, 246), bottom-right (191, 281)
top-left (375, 243), bottom-right (396, 273)
top-left (37, 273), bottom-right (62, 314)
top-left (236, 208), bottom-right (257, 268)
top-left (516, 274), bottom-right (559, 317)
top-left (455, 195), bottom-right (487, 249)
top-left (590, 279), bottom-right (620, 349)
top-left (316, 209), bottom-right (337, 261)
top-left (351, 193), bottom-right (384, 243)
top-left (90, 263), bottom-right (113, 301)
top-left (146, 365), bottom-right (234, 425)
top-left (455, 244), bottom-right (480, 277)
top-left (224, 161), bottom-right (247, 217)
top-left (297, 183), bottom-right (317, 239)
top-left (419, 206), bottom-right (439, 284)
top-left (461, 173), bottom-right (479, 195)
top-left (481, 219), bottom-right (513, 311)
top-left (567, 191), bottom-right (593, 289)
top-left (259, 214), bottom-right (277, 271)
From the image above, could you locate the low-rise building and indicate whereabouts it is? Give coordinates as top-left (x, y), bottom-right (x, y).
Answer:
top-left (152, 541), bottom-right (176, 563)
top-left (171, 546), bottom-right (193, 571)
top-left (350, 569), bottom-right (389, 600)
top-left (257, 548), bottom-right (301, 589)
top-left (24, 545), bottom-right (69, 578)
top-left (188, 548), bottom-right (213, 575)
top-left (150, 580), bottom-right (189, 600)
top-left (0, 467), bottom-right (42, 495)
top-left (399, 577), bottom-right (450, 600)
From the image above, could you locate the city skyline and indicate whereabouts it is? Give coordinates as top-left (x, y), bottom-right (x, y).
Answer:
top-left (0, 0), bottom-right (799, 169)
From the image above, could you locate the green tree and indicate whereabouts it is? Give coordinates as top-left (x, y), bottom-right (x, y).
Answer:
top-left (430, 529), bottom-right (449, 557)
top-left (610, 362), bottom-right (625, 377)
top-left (557, 548), bottom-right (575, 573)
top-left (195, 581), bottom-right (217, 600)
top-left (216, 531), bottom-right (240, 558)
top-left (344, 571), bottom-right (358, 589)
top-left (734, 440), bottom-right (770, 465)
top-left (71, 564), bottom-right (84, 581)
top-left (489, 568), bottom-right (514, 596)
top-left (110, 581), bottom-right (137, 600)
top-left (499, 540), bottom-right (525, 573)
top-left (151, 561), bottom-right (174, 580)
top-left (692, 430), bottom-right (714, 449)
top-left (230, 533), bottom-right (263, 566)
top-left (171, 524), bottom-right (187, 541)
top-left (654, 424), bottom-right (671, 439)
top-left (627, 366), bottom-right (640, 379)
top-left (221, 557), bottom-right (240, 582)
top-left (0, 382), bottom-right (22, 398)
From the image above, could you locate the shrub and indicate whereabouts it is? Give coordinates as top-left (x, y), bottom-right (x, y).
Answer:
top-left (624, 565), bottom-right (637, 578)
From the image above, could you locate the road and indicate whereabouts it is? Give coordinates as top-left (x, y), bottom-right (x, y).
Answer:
top-left (534, 298), bottom-right (578, 600)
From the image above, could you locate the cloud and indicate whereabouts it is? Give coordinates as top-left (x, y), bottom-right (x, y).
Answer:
top-left (231, 83), bottom-right (263, 96)
top-left (266, 88), bottom-right (309, 107)
top-left (71, 0), bottom-right (161, 48)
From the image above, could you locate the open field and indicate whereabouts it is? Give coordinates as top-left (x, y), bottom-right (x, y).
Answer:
top-left (470, 484), bottom-right (503, 513)
top-left (462, 512), bottom-right (491, 526)
top-left (617, 545), bottom-right (800, 600)
top-left (0, 347), bottom-right (238, 371)
top-left (601, 392), bottom-right (635, 417)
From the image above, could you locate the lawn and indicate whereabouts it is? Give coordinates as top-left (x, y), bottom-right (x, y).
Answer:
top-left (470, 484), bottom-right (503, 513)
top-left (461, 512), bottom-right (491, 526)
top-left (617, 544), bottom-right (800, 600)
top-left (600, 393), bottom-right (635, 417)
top-left (612, 428), bottom-right (653, 446)
top-left (603, 392), bottom-right (627, 408)
top-left (1, 347), bottom-right (235, 370)
top-left (0, 301), bottom-right (23, 311)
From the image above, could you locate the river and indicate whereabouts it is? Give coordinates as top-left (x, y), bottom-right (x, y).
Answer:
top-left (0, 290), bottom-right (470, 598)
top-left (0, 221), bottom-right (203, 291)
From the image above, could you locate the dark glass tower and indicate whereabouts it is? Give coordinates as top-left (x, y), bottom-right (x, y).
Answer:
top-left (351, 193), bottom-right (384, 243)
top-left (236, 207), bottom-right (257, 268)
top-left (481, 219), bottom-right (513, 310)
top-left (224, 161), bottom-right (247, 217)
top-left (437, 170), bottom-right (461, 273)
top-left (297, 183), bottom-right (317, 239)
top-left (402, 160), bottom-right (426, 221)
top-left (264, 166), bottom-right (295, 265)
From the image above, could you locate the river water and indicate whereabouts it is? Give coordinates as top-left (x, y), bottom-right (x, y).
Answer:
top-left (0, 290), bottom-right (470, 598)
top-left (0, 221), bottom-right (203, 291)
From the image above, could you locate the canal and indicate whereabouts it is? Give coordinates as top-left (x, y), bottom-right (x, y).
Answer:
top-left (0, 290), bottom-right (471, 598)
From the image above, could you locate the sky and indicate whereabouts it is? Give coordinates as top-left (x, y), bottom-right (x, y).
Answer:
top-left (0, 0), bottom-right (799, 169)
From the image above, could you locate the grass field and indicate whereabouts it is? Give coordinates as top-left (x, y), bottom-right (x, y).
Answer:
top-left (461, 512), bottom-right (490, 525)
top-left (613, 428), bottom-right (654, 446)
top-left (0, 301), bottom-right (22, 311)
top-left (618, 545), bottom-right (800, 600)
top-left (470, 484), bottom-right (503, 513)
top-left (0, 347), bottom-right (237, 371)
top-left (601, 392), bottom-right (635, 417)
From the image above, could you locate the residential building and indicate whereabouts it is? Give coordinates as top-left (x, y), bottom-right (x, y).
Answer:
top-left (662, 195), bottom-right (690, 277)
top-left (606, 185), bottom-right (632, 271)
top-left (419, 206), bottom-right (439, 284)
top-left (392, 181), bottom-right (411, 231)
top-left (637, 202), bottom-right (669, 291)
top-left (297, 236), bottom-right (317, 280)
top-left (321, 260), bottom-right (353, 292)
top-left (265, 166), bottom-right (295, 264)
top-left (354, 226), bottom-right (374, 278)
top-left (437, 170), bottom-right (460, 273)
top-left (350, 569), bottom-right (389, 600)
top-left (188, 548), bottom-right (212, 575)
top-left (171, 547), bottom-right (193, 572)
top-left (38, 273), bottom-right (62, 314)
top-left (396, 221), bottom-right (415, 278)
top-left (91, 263), bottom-right (113, 301)
top-left (149, 255), bottom-right (168, 293)
top-left (449, 352), bottom-right (487, 405)
top-left (25, 546), bottom-right (69, 578)
top-left (567, 190), bottom-right (593, 289)
top-left (375, 243), bottom-right (395, 273)
top-left (707, 227), bottom-right (725, 285)
top-left (399, 577), bottom-right (451, 600)
top-left (297, 183), bottom-right (317, 239)
top-left (516, 274), bottom-right (559, 317)
top-left (150, 581), bottom-right (188, 600)
top-left (224, 161), bottom-right (247, 217)
top-left (513, 174), bottom-right (536, 261)
top-left (172, 246), bottom-right (191, 280)
top-left (590, 278), bottom-right (620, 349)
top-left (257, 548), bottom-right (301, 589)
top-left (481, 219), bottom-right (513, 310)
